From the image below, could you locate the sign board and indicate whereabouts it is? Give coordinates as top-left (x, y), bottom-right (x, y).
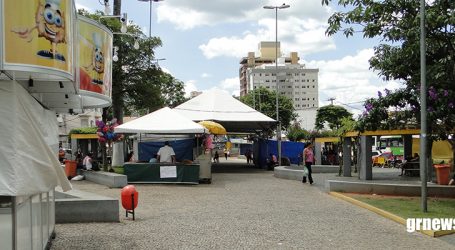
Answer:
top-left (2, 0), bottom-right (74, 81)
top-left (160, 166), bottom-right (177, 178)
top-left (78, 16), bottom-right (113, 108)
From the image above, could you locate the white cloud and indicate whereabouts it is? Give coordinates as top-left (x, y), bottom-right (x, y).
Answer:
top-left (199, 34), bottom-right (260, 59)
top-left (157, 0), bottom-right (332, 30)
top-left (186, 77), bottom-right (240, 98)
top-left (201, 73), bottom-right (211, 78)
top-left (184, 80), bottom-right (198, 98)
top-left (219, 77), bottom-right (240, 96)
top-left (199, 12), bottom-right (335, 60)
top-left (305, 49), bottom-right (404, 116)
top-left (75, 3), bottom-right (92, 11)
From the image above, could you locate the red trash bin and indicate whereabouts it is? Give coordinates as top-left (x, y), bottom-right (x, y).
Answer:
top-left (433, 164), bottom-right (451, 185)
top-left (121, 185), bottom-right (139, 220)
top-left (64, 160), bottom-right (77, 179)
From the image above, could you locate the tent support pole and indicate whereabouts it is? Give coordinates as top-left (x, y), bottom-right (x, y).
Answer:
top-left (196, 135), bottom-right (199, 161)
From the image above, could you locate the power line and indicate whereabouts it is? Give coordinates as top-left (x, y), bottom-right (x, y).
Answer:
top-left (335, 101), bottom-right (363, 111)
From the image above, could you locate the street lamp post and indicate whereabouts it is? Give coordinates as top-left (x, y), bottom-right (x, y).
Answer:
top-left (419, 0), bottom-right (428, 213)
top-left (152, 58), bottom-right (166, 67)
top-left (138, 0), bottom-right (164, 38)
top-left (264, 3), bottom-right (290, 166)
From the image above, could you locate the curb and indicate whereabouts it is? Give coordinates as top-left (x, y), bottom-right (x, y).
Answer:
top-left (329, 192), bottom-right (455, 237)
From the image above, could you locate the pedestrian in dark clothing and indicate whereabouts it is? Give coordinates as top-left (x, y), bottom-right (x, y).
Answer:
top-left (213, 151), bottom-right (220, 163)
top-left (245, 149), bottom-right (252, 164)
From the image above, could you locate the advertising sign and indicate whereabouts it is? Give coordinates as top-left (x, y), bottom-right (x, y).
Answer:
top-left (78, 16), bottom-right (112, 103)
top-left (3, 0), bottom-right (73, 78)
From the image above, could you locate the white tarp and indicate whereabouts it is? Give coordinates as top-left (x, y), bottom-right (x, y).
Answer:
top-left (114, 107), bottom-right (208, 134)
top-left (174, 90), bottom-right (276, 133)
top-left (0, 81), bottom-right (71, 196)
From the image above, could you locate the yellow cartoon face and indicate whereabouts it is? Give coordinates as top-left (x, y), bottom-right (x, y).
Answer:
top-left (36, 2), bottom-right (65, 44)
top-left (94, 48), bottom-right (105, 74)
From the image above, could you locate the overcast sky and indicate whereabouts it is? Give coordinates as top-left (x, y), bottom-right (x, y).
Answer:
top-left (75, 0), bottom-right (403, 116)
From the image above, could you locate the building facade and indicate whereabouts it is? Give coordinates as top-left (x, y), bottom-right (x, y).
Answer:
top-left (239, 41), bottom-right (319, 130)
top-left (57, 109), bottom-right (102, 148)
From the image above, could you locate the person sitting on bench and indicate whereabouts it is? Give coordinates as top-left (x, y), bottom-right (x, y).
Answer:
top-left (399, 153), bottom-right (419, 176)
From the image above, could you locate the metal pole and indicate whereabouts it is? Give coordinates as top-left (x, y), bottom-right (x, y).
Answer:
top-left (419, 0), bottom-right (427, 213)
top-left (149, 0), bottom-right (152, 38)
top-left (275, 7), bottom-right (282, 165)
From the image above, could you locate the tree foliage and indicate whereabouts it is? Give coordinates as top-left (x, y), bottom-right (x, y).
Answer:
top-left (322, 0), bottom-right (455, 143)
top-left (287, 123), bottom-right (310, 142)
top-left (240, 87), bottom-right (297, 130)
top-left (77, 10), bottom-right (186, 121)
top-left (315, 105), bottom-right (353, 130)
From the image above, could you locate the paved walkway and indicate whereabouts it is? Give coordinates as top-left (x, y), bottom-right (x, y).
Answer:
top-left (52, 161), bottom-right (454, 249)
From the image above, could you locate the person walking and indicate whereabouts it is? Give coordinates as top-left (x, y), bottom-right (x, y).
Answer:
top-left (223, 148), bottom-right (229, 160)
top-left (245, 149), bottom-right (252, 164)
top-left (302, 143), bottom-right (314, 184)
top-left (213, 150), bottom-right (220, 163)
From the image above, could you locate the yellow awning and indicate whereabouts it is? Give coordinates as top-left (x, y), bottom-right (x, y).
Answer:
top-left (315, 137), bottom-right (339, 143)
top-left (344, 129), bottom-right (421, 137)
top-left (70, 134), bottom-right (98, 139)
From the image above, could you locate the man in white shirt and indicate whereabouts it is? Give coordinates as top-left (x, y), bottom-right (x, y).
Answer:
top-left (157, 141), bottom-right (176, 163)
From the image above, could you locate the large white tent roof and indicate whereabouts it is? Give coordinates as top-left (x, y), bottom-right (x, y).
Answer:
top-left (174, 90), bottom-right (276, 133)
top-left (114, 107), bottom-right (208, 134)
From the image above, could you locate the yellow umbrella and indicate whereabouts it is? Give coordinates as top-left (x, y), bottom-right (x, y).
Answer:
top-left (198, 121), bottom-right (227, 135)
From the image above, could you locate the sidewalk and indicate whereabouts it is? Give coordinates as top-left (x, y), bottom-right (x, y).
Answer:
top-left (52, 164), bottom-right (454, 249)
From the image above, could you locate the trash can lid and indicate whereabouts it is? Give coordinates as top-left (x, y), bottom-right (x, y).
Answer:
top-left (433, 164), bottom-right (450, 168)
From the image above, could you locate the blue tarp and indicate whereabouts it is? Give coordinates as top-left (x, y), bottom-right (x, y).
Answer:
top-left (239, 144), bottom-right (253, 155)
top-left (138, 139), bottom-right (194, 162)
top-left (254, 139), bottom-right (305, 168)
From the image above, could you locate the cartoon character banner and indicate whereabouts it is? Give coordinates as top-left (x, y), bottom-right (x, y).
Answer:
top-left (4, 0), bottom-right (73, 75)
top-left (78, 17), bottom-right (112, 98)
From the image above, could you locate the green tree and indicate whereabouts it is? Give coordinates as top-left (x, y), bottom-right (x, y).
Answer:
top-left (287, 123), bottom-right (310, 142)
top-left (322, 0), bottom-right (455, 186)
top-left (159, 73), bottom-right (188, 108)
top-left (315, 105), bottom-right (353, 130)
top-left (322, 0), bottom-right (455, 143)
top-left (240, 87), bottom-right (296, 130)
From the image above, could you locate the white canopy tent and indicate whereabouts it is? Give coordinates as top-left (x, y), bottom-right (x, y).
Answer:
top-left (114, 107), bottom-right (208, 134)
top-left (174, 90), bottom-right (276, 133)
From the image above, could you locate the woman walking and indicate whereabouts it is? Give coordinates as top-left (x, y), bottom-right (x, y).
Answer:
top-left (302, 143), bottom-right (314, 184)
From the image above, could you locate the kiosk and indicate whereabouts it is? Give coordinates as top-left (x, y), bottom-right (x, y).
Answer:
top-left (115, 107), bottom-right (210, 184)
top-left (0, 1), bottom-right (113, 248)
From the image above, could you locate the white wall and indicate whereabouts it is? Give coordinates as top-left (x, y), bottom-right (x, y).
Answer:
top-left (295, 108), bottom-right (318, 131)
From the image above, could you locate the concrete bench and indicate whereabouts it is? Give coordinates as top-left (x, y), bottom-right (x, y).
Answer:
top-left (404, 168), bottom-right (420, 176)
top-left (55, 189), bottom-right (119, 223)
top-left (401, 162), bottom-right (420, 176)
top-left (82, 170), bottom-right (127, 188)
top-left (326, 180), bottom-right (455, 198)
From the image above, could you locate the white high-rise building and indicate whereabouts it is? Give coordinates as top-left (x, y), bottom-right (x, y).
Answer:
top-left (247, 64), bottom-right (319, 110)
top-left (240, 42), bottom-right (319, 130)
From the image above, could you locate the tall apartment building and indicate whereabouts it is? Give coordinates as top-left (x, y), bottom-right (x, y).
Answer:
top-left (240, 41), bottom-right (298, 96)
top-left (239, 41), bottom-right (319, 130)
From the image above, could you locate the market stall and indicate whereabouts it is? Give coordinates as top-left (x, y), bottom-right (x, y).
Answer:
top-left (114, 107), bottom-right (209, 184)
top-left (123, 163), bottom-right (200, 184)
